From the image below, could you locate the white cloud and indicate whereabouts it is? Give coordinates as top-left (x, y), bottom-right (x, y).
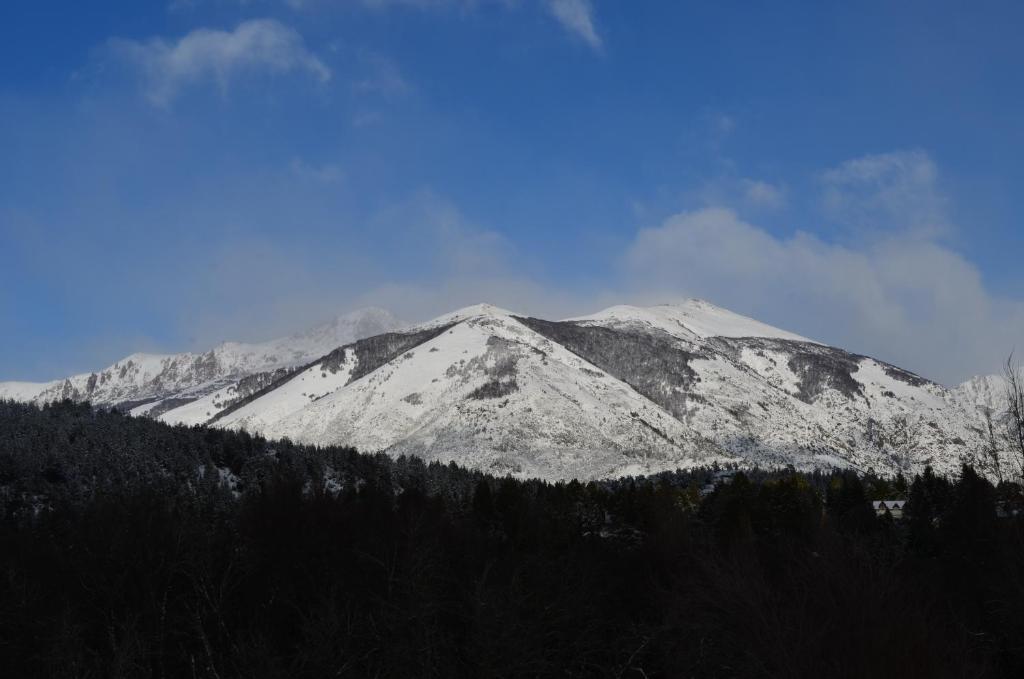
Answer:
top-left (289, 158), bottom-right (345, 184)
top-left (288, 0), bottom-right (603, 50)
top-left (290, 0), bottom-right (507, 11)
top-left (821, 150), bottom-right (949, 236)
top-left (200, 0), bottom-right (603, 50)
top-left (165, 152), bottom-right (1023, 386)
top-left (711, 112), bottom-right (735, 136)
top-left (544, 0), bottom-right (602, 49)
top-left (742, 179), bottom-right (786, 210)
top-left (351, 110), bottom-right (384, 127)
top-left (352, 53), bottom-right (412, 97)
top-left (366, 190), bottom-right (513, 276)
top-left (623, 206), bottom-right (1024, 385)
top-left (683, 175), bottom-right (786, 212)
top-left (175, 189), bottom-right (589, 345)
top-left (359, 0), bottom-right (475, 7)
top-left (110, 19), bottom-right (330, 106)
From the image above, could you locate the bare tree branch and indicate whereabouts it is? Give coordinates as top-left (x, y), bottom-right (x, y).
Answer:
top-left (1005, 352), bottom-right (1024, 481)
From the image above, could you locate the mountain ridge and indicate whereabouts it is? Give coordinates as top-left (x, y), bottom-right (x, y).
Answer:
top-left (0, 300), bottom-right (1009, 480)
top-left (0, 307), bottom-right (404, 412)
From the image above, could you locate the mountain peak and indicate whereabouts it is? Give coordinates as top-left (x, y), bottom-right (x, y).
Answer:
top-left (653, 300), bottom-right (813, 342)
top-left (654, 297), bottom-right (717, 312)
top-left (426, 303), bottom-right (517, 326)
top-left (570, 301), bottom-right (813, 343)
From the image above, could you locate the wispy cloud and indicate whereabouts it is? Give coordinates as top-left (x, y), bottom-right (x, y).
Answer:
top-left (358, 0), bottom-right (477, 8)
top-left (821, 150), bottom-right (949, 237)
top-left (741, 179), bottom-right (786, 210)
top-left (352, 53), bottom-right (412, 97)
top-left (109, 19), bottom-right (330, 106)
top-left (196, 159), bottom-right (1023, 385)
top-left (174, 189), bottom-right (563, 345)
top-left (289, 158), bottom-right (346, 184)
top-left (544, 0), bottom-right (602, 50)
top-left (7, 100), bottom-right (1017, 386)
top-left (260, 0), bottom-right (604, 50)
top-left (622, 203), bottom-right (1024, 385)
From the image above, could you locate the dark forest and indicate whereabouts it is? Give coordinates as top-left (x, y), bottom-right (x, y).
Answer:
top-left (2, 400), bottom-right (1024, 678)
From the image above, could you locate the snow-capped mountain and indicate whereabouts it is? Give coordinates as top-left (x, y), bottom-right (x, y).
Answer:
top-left (1, 300), bottom-right (1011, 481)
top-left (163, 301), bottom-right (1011, 480)
top-left (0, 308), bottom-right (403, 418)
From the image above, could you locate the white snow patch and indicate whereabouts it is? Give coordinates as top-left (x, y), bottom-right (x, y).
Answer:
top-left (570, 300), bottom-right (814, 342)
top-left (0, 381), bottom-right (60, 401)
top-left (217, 348), bottom-right (358, 433)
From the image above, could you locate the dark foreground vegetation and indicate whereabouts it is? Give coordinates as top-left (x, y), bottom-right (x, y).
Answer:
top-left (2, 401), bottom-right (1024, 678)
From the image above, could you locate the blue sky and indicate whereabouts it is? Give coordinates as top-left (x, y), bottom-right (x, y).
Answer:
top-left (1, 0), bottom-right (1023, 384)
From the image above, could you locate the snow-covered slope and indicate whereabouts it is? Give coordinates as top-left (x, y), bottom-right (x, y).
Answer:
top-left (2, 299), bottom-right (1011, 481)
top-left (216, 310), bottom-right (729, 479)
top-left (180, 300), bottom-right (1006, 480)
top-left (0, 308), bottom-right (403, 417)
top-left (569, 299), bottom-right (813, 343)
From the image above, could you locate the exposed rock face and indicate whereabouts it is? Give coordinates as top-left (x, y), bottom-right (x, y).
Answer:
top-left (515, 317), bottom-right (705, 418)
